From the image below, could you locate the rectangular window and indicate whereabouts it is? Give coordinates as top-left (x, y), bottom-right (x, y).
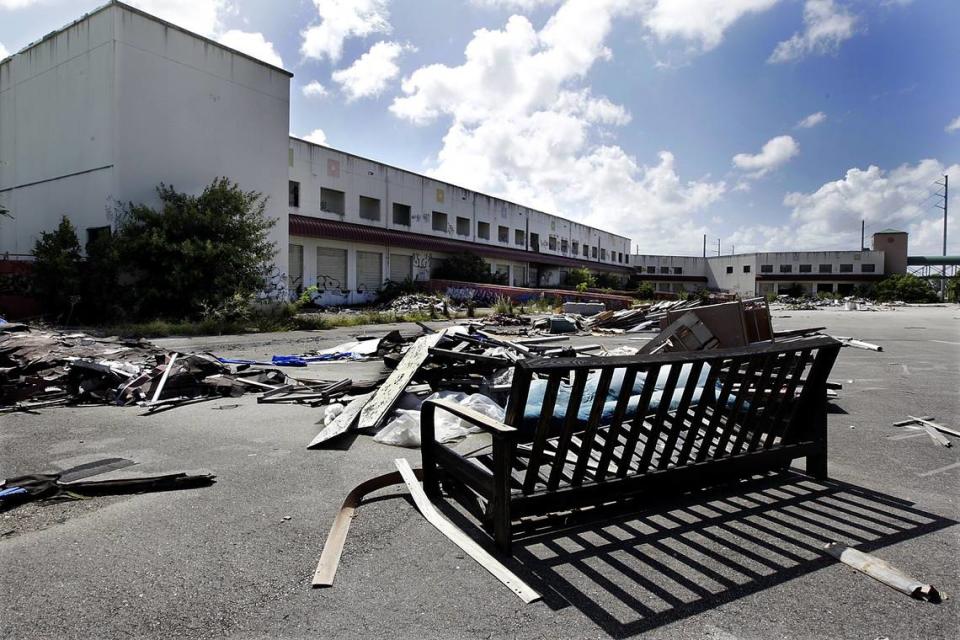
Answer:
top-left (779, 264), bottom-right (792, 273)
top-left (359, 195), bottom-right (380, 221)
top-left (477, 221), bottom-right (490, 239)
top-left (288, 244), bottom-right (304, 293)
top-left (742, 265), bottom-right (751, 273)
top-left (583, 244), bottom-right (589, 257)
top-left (592, 246), bottom-right (597, 259)
top-left (726, 266), bottom-right (733, 274)
top-left (618, 252), bottom-right (624, 263)
top-left (600, 248), bottom-right (607, 260)
top-left (660, 266), bottom-right (669, 274)
top-left (548, 236), bottom-right (557, 251)
top-left (839, 263), bottom-right (853, 273)
top-left (646, 266), bottom-right (655, 274)
top-left (572, 241), bottom-right (579, 255)
top-left (320, 187), bottom-right (345, 215)
top-left (861, 263), bottom-right (876, 273)
top-left (761, 264), bottom-right (773, 273)
top-left (392, 203), bottom-right (411, 226)
top-left (456, 216), bottom-right (470, 236)
top-left (432, 211), bottom-right (448, 232)
top-left (799, 264), bottom-right (812, 273)
top-left (499, 225), bottom-right (510, 243)
top-left (316, 247), bottom-right (347, 290)
top-left (356, 251), bottom-right (383, 292)
top-left (561, 239), bottom-right (568, 253)
top-left (288, 181), bottom-right (300, 207)
top-left (819, 264), bottom-right (833, 273)
top-left (389, 253), bottom-right (412, 282)
top-left (515, 229), bottom-right (525, 246)
top-left (674, 267), bottom-right (683, 275)
top-left (530, 232), bottom-right (540, 250)
top-left (513, 265), bottom-right (527, 287)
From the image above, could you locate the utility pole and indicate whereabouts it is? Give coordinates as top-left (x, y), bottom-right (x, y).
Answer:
top-left (861, 220), bottom-right (865, 250)
top-left (703, 234), bottom-right (706, 258)
top-left (935, 174), bottom-right (949, 299)
top-left (717, 239), bottom-right (721, 256)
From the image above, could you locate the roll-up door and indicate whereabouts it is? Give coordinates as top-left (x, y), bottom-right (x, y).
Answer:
top-left (390, 254), bottom-right (412, 282)
top-left (356, 251), bottom-right (383, 292)
top-left (316, 247), bottom-right (347, 290)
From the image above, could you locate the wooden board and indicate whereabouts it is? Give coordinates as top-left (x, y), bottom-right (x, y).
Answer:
top-left (307, 392), bottom-right (375, 449)
top-left (312, 469), bottom-right (421, 587)
top-left (357, 331), bottom-right (444, 431)
top-left (394, 458), bottom-right (541, 604)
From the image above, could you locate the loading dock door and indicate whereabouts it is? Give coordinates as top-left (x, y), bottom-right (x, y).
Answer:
top-left (356, 251), bottom-right (383, 293)
top-left (390, 254), bottom-right (413, 282)
top-left (317, 247), bottom-right (347, 291)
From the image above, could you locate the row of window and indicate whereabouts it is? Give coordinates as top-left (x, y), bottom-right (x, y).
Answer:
top-left (758, 263), bottom-right (876, 274)
top-left (291, 181), bottom-right (627, 263)
top-left (644, 266), bottom-right (684, 275)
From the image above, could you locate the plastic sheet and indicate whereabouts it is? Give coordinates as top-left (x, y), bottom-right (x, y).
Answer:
top-left (374, 391), bottom-right (505, 448)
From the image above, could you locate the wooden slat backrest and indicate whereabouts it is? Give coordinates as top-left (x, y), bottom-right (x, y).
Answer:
top-left (510, 336), bottom-right (840, 495)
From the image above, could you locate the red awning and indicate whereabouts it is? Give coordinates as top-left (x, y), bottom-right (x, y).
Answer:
top-left (289, 215), bottom-right (634, 273)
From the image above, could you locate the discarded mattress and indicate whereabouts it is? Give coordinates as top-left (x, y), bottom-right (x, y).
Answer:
top-left (522, 363), bottom-right (734, 431)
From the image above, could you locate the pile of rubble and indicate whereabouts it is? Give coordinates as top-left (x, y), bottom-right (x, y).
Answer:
top-left (385, 294), bottom-right (450, 314)
top-left (771, 295), bottom-right (904, 311)
top-left (586, 299), bottom-right (702, 333)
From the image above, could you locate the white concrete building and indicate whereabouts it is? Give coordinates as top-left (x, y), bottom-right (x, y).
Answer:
top-left (631, 230), bottom-right (904, 297)
top-left (0, 1), bottom-right (631, 306)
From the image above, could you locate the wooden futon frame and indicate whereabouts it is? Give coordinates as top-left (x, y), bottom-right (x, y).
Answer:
top-left (420, 336), bottom-right (841, 553)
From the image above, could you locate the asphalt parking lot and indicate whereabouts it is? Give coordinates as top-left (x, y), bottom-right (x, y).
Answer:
top-left (1, 306), bottom-right (959, 639)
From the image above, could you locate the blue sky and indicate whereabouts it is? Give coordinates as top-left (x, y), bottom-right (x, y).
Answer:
top-left (2, 0), bottom-right (957, 256)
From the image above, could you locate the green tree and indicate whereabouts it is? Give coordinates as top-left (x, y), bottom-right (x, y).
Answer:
top-left (873, 273), bottom-right (939, 303)
top-left (944, 272), bottom-right (959, 303)
top-left (31, 216), bottom-right (82, 319)
top-left (634, 281), bottom-right (655, 299)
top-left (115, 178), bottom-right (276, 319)
top-left (565, 267), bottom-right (596, 290)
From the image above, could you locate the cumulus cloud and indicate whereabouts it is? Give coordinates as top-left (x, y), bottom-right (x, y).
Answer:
top-left (302, 128), bottom-right (328, 145)
top-left (333, 41), bottom-right (412, 102)
top-left (769, 0), bottom-right (859, 63)
top-left (126, 0), bottom-right (229, 37)
top-left (946, 116), bottom-right (960, 133)
top-left (796, 111), bottom-right (826, 128)
top-left (301, 0), bottom-right (391, 63)
top-left (729, 159), bottom-right (960, 254)
top-left (217, 30), bottom-right (283, 67)
top-left (471, 0), bottom-right (562, 9)
top-left (390, 0), bottom-right (725, 252)
top-left (0, 42), bottom-right (8, 59)
top-left (302, 80), bottom-right (329, 98)
top-left (0, 0), bottom-right (43, 9)
top-left (642, 0), bottom-right (780, 52)
top-left (732, 135), bottom-right (799, 177)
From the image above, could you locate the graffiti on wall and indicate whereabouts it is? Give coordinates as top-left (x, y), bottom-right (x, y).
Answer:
top-left (412, 253), bottom-right (431, 281)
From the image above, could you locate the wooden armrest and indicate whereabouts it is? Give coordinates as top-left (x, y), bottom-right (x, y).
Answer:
top-left (422, 398), bottom-right (517, 437)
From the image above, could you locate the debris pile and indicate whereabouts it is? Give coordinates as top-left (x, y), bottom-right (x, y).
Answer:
top-left (385, 294), bottom-right (449, 314)
top-left (481, 312), bottom-right (530, 327)
top-left (586, 299), bottom-right (702, 333)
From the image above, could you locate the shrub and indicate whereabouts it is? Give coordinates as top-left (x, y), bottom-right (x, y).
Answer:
top-left (431, 252), bottom-right (506, 284)
top-left (634, 281), bottom-right (655, 299)
top-left (114, 178), bottom-right (276, 320)
top-left (31, 217), bottom-right (82, 320)
top-left (947, 272), bottom-right (960, 303)
top-left (874, 274), bottom-right (939, 303)
top-left (565, 267), bottom-right (595, 289)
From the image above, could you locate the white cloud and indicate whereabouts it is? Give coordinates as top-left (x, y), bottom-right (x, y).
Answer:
top-left (302, 80), bottom-right (329, 98)
top-left (0, 42), bottom-right (8, 59)
top-left (126, 0), bottom-right (229, 37)
top-left (302, 128), bottom-right (328, 145)
top-left (796, 111), bottom-right (826, 128)
top-left (642, 0), bottom-right (780, 52)
top-left (301, 0), bottom-right (391, 63)
top-left (333, 41), bottom-right (412, 102)
top-left (946, 116), bottom-right (960, 133)
top-left (0, 0), bottom-right (43, 9)
top-left (769, 0), bottom-right (859, 63)
top-left (732, 135), bottom-right (799, 177)
top-left (729, 159), bottom-right (960, 254)
top-left (390, 0), bottom-right (725, 252)
top-left (217, 30), bottom-right (283, 68)
top-left (470, 0), bottom-right (562, 9)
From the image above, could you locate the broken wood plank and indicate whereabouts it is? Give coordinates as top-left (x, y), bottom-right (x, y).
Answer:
top-left (922, 425), bottom-right (952, 448)
top-left (907, 415), bottom-right (960, 440)
top-left (312, 468), bottom-right (422, 587)
top-left (357, 331), bottom-right (445, 431)
top-left (148, 353), bottom-right (178, 405)
top-left (394, 458), bottom-right (540, 604)
top-left (893, 416), bottom-right (933, 427)
top-left (823, 542), bottom-right (943, 603)
top-left (475, 329), bottom-right (532, 356)
top-left (428, 347), bottom-right (512, 366)
top-left (307, 391), bottom-right (374, 449)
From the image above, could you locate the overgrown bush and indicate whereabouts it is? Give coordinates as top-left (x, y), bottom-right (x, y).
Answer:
top-left (634, 281), bottom-right (655, 299)
top-left (31, 217), bottom-right (82, 320)
top-left (565, 267), bottom-right (595, 290)
top-left (874, 274), bottom-right (940, 303)
top-left (431, 252), bottom-right (506, 285)
top-left (947, 272), bottom-right (960, 303)
top-left (379, 278), bottom-right (419, 302)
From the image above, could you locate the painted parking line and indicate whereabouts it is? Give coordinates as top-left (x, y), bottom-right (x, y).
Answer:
top-left (918, 461), bottom-right (960, 477)
top-left (930, 340), bottom-right (960, 346)
top-left (887, 431), bottom-right (927, 441)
